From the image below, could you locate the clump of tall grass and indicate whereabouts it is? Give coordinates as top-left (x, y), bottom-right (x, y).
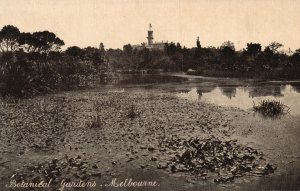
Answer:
top-left (253, 99), bottom-right (290, 117)
top-left (87, 113), bottom-right (102, 129)
top-left (87, 99), bottom-right (116, 129)
top-left (127, 103), bottom-right (137, 119)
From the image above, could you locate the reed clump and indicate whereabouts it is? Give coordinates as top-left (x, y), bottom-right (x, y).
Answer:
top-left (253, 99), bottom-right (290, 117)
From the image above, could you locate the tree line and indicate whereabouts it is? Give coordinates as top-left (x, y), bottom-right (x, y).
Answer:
top-left (1, 25), bottom-right (300, 98)
top-left (0, 25), bottom-right (64, 53)
top-left (112, 40), bottom-right (300, 78)
top-left (0, 25), bottom-right (107, 98)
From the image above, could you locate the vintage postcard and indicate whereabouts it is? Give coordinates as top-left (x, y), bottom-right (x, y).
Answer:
top-left (0, 0), bottom-right (300, 190)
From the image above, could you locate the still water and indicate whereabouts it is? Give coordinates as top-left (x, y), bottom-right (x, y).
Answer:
top-left (177, 85), bottom-right (300, 115)
top-left (114, 74), bottom-right (300, 115)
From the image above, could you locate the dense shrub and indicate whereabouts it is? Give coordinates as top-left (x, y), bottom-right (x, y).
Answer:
top-left (0, 60), bottom-right (57, 97)
top-left (0, 54), bottom-right (99, 98)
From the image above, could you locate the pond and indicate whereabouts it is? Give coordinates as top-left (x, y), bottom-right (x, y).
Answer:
top-left (112, 73), bottom-right (300, 116)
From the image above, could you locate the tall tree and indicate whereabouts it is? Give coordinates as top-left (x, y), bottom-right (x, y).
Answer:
top-left (220, 41), bottom-right (235, 51)
top-left (220, 41), bottom-right (235, 58)
top-left (65, 46), bottom-right (83, 57)
top-left (18, 32), bottom-right (36, 52)
top-left (265, 42), bottom-right (283, 53)
top-left (99, 42), bottom-right (105, 52)
top-left (176, 42), bottom-right (182, 51)
top-left (29, 31), bottom-right (64, 54)
top-left (291, 48), bottom-right (300, 65)
top-left (245, 43), bottom-right (262, 56)
top-left (83, 46), bottom-right (104, 65)
top-left (165, 42), bottom-right (177, 55)
top-left (123, 44), bottom-right (133, 56)
top-left (0, 25), bottom-right (21, 52)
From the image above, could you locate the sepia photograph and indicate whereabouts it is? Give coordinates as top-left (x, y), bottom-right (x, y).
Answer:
top-left (0, 0), bottom-right (300, 190)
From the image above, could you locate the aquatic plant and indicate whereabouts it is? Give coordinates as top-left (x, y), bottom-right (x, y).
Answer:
top-left (253, 99), bottom-right (290, 117)
top-left (161, 136), bottom-right (276, 183)
top-left (87, 113), bottom-right (102, 129)
top-left (127, 103), bottom-right (137, 119)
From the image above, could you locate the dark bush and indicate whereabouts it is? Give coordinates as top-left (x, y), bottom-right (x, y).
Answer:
top-left (0, 60), bottom-right (58, 97)
top-left (0, 53), bottom-right (98, 98)
top-left (253, 99), bottom-right (290, 117)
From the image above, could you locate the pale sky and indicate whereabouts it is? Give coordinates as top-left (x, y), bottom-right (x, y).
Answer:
top-left (1, 0), bottom-right (300, 50)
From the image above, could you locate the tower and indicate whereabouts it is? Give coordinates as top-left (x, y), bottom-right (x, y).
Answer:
top-left (196, 36), bottom-right (201, 48)
top-left (147, 24), bottom-right (153, 46)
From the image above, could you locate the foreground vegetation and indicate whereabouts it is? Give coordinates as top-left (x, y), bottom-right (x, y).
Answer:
top-left (0, 90), bottom-right (279, 190)
top-left (253, 99), bottom-right (290, 117)
top-left (1, 25), bottom-right (300, 98)
top-left (1, 90), bottom-right (299, 190)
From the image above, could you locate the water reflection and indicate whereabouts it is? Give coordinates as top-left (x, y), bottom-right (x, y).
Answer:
top-left (219, 87), bottom-right (237, 99)
top-left (110, 74), bottom-right (300, 115)
top-left (291, 84), bottom-right (300, 93)
top-left (248, 86), bottom-right (284, 97)
top-left (177, 88), bottom-right (199, 101)
top-left (177, 85), bottom-right (300, 115)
